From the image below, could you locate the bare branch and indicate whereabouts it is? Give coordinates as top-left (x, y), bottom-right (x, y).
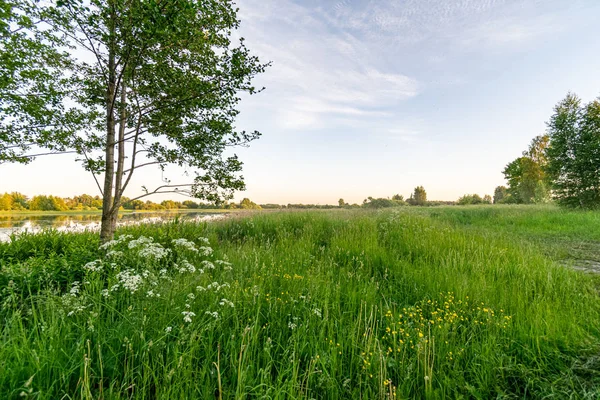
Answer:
top-left (126, 184), bottom-right (195, 203)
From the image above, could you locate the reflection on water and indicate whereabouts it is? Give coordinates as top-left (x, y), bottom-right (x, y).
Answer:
top-left (0, 212), bottom-right (224, 242)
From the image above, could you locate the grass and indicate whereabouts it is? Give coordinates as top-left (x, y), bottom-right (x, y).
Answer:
top-left (0, 206), bottom-right (599, 399)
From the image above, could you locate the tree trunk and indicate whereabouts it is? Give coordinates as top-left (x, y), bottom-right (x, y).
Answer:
top-left (100, 1), bottom-right (117, 242)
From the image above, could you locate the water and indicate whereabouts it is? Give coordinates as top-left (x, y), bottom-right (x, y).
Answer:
top-left (0, 211), bottom-right (225, 242)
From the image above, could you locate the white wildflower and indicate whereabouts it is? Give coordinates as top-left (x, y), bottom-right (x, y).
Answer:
top-left (137, 243), bottom-right (170, 260)
top-left (69, 281), bottom-right (81, 297)
top-left (219, 298), bottom-right (234, 308)
top-left (288, 322), bottom-right (297, 330)
top-left (187, 293), bottom-right (196, 300)
top-left (83, 260), bottom-right (103, 272)
top-left (201, 260), bottom-right (215, 270)
top-left (128, 236), bottom-right (154, 249)
top-left (115, 269), bottom-right (143, 293)
top-left (180, 259), bottom-right (196, 273)
top-left (199, 246), bottom-right (213, 256)
top-left (165, 326), bottom-right (172, 333)
top-left (313, 308), bottom-right (322, 318)
top-left (172, 238), bottom-right (198, 252)
top-left (182, 311), bottom-right (196, 323)
top-left (198, 237), bottom-right (210, 245)
top-left (106, 250), bottom-right (123, 259)
top-left (205, 311), bottom-right (219, 319)
top-left (101, 289), bottom-right (110, 298)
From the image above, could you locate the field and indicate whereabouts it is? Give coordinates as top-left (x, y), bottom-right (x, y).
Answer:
top-left (1, 206), bottom-right (599, 399)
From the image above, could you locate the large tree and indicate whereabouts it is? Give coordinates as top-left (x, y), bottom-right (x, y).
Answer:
top-left (1, 0), bottom-right (267, 240)
top-left (546, 93), bottom-right (600, 208)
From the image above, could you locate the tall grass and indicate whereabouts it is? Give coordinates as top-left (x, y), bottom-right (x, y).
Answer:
top-left (0, 208), bottom-right (599, 398)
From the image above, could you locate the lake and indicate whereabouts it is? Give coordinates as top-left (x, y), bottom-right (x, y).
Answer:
top-left (0, 211), bottom-right (225, 242)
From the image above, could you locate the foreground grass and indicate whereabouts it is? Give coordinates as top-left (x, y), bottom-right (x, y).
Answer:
top-left (0, 207), bottom-right (599, 398)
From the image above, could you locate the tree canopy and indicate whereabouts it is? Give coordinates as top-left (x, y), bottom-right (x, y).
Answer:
top-left (546, 93), bottom-right (600, 208)
top-left (1, 0), bottom-right (268, 239)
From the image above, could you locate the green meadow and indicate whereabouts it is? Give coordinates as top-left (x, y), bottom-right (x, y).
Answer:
top-left (1, 206), bottom-right (599, 399)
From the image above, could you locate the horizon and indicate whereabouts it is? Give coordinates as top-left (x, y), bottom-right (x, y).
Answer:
top-left (2, 0), bottom-right (600, 204)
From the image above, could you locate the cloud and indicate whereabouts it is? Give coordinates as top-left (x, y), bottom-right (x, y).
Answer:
top-left (237, 0), bottom-right (420, 131)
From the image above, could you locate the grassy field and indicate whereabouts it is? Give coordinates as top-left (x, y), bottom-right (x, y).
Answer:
top-left (1, 206), bottom-right (599, 399)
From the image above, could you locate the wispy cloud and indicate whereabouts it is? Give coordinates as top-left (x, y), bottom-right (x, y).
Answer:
top-left (238, 0), bottom-right (420, 131)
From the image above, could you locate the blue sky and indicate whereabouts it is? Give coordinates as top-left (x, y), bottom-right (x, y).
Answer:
top-left (2, 0), bottom-right (600, 204)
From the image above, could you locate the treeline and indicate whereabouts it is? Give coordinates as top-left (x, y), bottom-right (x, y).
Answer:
top-left (497, 92), bottom-right (600, 208)
top-left (340, 186), bottom-right (456, 209)
top-left (0, 193), bottom-right (263, 211)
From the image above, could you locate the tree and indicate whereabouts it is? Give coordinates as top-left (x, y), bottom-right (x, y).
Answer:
top-left (493, 186), bottom-right (507, 204)
top-left (0, 193), bottom-right (13, 210)
top-left (1, 0), bottom-right (268, 240)
top-left (29, 195), bottom-right (68, 211)
top-left (483, 194), bottom-right (492, 204)
top-left (338, 198), bottom-right (346, 208)
top-left (502, 135), bottom-right (549, 204)
top-left (546, 93), bottom-right (600, 208)
top-left (413, 186), bottom-right (427, 206)
top-left (239, 198), bottom-right (261, 210)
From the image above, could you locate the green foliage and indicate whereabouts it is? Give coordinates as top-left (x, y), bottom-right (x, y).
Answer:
top-left (362, 196), bottom-right (406, 208)
top-left (457, 193), bottom-right (492, 205)
top-left (1, 0), bottom-right (268, 239)
top-left (546, 93), bottom-right (600, 208)
top-left (239, 198), bottom-right (261, 210)
top-left (0, 209), bottom-right (599, 398)
top-left (493, 186), bottom-right (507, 204)
top-left (0, 193), bottom-right (12, 210)
top-left (29, 195), bottom-right (68, 211)
top-left (408, 186), bottom-right (427, 206)
top-left (502, 135), bottom-right (549, 204)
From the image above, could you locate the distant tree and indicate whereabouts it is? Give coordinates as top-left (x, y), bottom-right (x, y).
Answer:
top-left (493, 186), bottom-right (508, 204)
top-left (362, 197), bottom-right (399, 209)
top-left (391, 194), bottom-right (404, 201)
top-left (502, 135), bottom-right (550, 204)
top-left (483, 194), bottom-right (492, 204)
top-left (9, 192), bottom-right (29, 210)
top-left (338, 198), bottom-right (346, 208)
top-left (546, 93), bottom-right (600, 208)
top-left (413, 186), bottom-right (427, 206)
top-left (29, 195), bottom-right (68, 211)
top-left (240, 198), bottom-right (261, 210)
top-left (0, 193), bottom-right (13, 211)
top-left (161, 200), bottom-right (179, 210)
top-left (182, 200), bottom-right (199, 209)
top-left (457, 194), bottom-right (484, 205)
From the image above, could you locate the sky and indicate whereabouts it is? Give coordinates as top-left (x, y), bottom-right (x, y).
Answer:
top-left (2, 0), bottom-right (600, 204)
